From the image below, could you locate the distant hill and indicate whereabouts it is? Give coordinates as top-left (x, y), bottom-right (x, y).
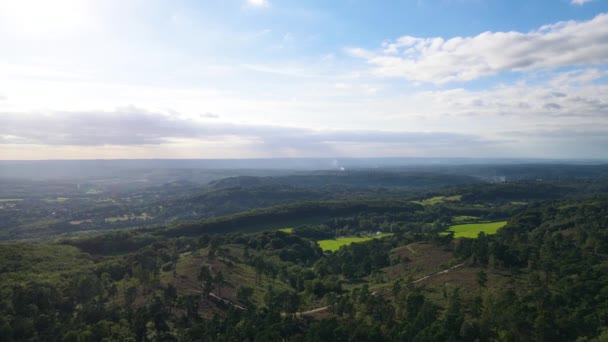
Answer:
top-left (207, 171), bottom-right (482, 190)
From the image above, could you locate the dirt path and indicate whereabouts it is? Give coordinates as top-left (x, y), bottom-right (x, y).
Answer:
top-left (410, 262), bottom-right (465, 284)
top-left (191, 262), bottom-right (467, 317)
top-left (299, 262), bottom-right (466, 316)
top-left (191, 290), bottom-right (247, 311)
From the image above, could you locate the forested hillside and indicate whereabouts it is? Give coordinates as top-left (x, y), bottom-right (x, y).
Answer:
top-left (2, 176), bottom-right (608, 340)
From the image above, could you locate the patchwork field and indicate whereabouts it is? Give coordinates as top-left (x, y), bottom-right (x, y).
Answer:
top-left (447, 220), bottom-right (507, 238)
top-left (317, 233), bottom-right (393, 252)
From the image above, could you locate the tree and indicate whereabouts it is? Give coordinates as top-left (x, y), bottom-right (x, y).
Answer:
top-left (392, 279), bottom-right (402, 298)
top-left (215, 271), bottom-right (225, 297)
top-left (477, 270), bottom-right (488, 291)
top-left (163, 284), bottom-right (177, 315)
top-left (327, 292), bottom-right (338, 315)
top-left (236, 286), bottom-right (253, 307)
top-left (198, 266), bottom-right (214, 299)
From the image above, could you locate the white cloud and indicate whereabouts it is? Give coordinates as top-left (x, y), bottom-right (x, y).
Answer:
top-left (349, 13), bottom-right (608, 84)
top-left (571, 0), bottom-right (594, 5)
top-left (246, 0), bottom-right (270, 8)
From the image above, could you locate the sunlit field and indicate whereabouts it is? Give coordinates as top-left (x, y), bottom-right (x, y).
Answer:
top-left (318, 233), bottom-right (393, 252)
top-left (447, 221), bottom-right (507, 238)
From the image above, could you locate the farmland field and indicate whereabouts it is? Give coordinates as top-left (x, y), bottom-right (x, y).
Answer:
top-left (43, 197), bottom-right (70, 203)
top-left (278, 227), bottom-right (293, 233)
top-left (412, 195), bottom-right (462, 206)
top-left (318, 233), bottom-right (393, 252)
top-left (447, 221), bottom-right (507, 238)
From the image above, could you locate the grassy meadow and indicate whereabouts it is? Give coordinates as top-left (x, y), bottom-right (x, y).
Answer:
top-left (412, 195), bottom-right (462, 206)
top-left (318, 233), bottom-right (393, 252)
top-left (447, 221), bottom-right (507, 238)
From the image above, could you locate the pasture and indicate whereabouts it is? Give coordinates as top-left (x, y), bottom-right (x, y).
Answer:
top-left (412, 195), bottom-right (462, 206)
top-left (318, 233), bottom-right (393, 252)
top-left (447, 221), bottom-right (507, 238)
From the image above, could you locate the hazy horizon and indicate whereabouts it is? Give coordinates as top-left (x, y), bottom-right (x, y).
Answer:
top-left (1, 0), bottom-right (607, 160)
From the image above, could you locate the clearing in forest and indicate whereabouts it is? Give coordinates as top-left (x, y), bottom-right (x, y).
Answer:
top-left (447, 221), bottom-right (507, 238)
top-left (412, 195), bottom-right (462, 206)
top-left (452, 215), bottom-right (479, 223)
top-left (317, 233), bottom-right (393, 252)
top-left (105, 213), bottom-right (152, 222)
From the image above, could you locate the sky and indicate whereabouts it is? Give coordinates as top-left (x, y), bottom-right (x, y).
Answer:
top-left (0, 0), bottom-right (607, 160)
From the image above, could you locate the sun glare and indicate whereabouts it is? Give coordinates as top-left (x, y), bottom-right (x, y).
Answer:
top-left (0, 0), bottom-right (91, 37)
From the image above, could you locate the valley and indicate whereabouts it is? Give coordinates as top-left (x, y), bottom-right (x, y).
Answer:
top-left (1, 162), bottom-right (608, 340)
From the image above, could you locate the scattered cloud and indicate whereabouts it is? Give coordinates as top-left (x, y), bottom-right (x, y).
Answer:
top-left (246, 0), bottom-right (270, 8)
top-left (348, 13), bottom-right (608, 83)
top-left (571, 0), bottom-right (594, 5)
top-left (543, 103), bottom-right (562, 110)
top-left (200, 112), bottom-right (220, 119)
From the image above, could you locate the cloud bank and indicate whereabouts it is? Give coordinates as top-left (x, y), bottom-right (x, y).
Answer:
top-left (0, 107), bottom-right (498, 154)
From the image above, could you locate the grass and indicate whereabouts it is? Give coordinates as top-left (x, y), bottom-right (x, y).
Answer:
top-left (69, 220), bottom-right (93, 225)
top-left (43, 197), bottom-right (70, 203)
top-left (278, 227), bottom-right (293, 233)
top-left (447, 221), bottom-right (507, 238)
top-left (0, 243), bottom-right (93, 285)
top-left (317, 233), bottom-right (393, 252)
top-left (85, 189), bottom-right (103, 195)
top-left (0, 198), bottom-right (23, 202)
top-left (159, 244), bottom-right (291, 311)
top-left (511, 201), bottom-right (527, 205)
top-left (221, 215), bottom-right (330, 235)
top-left (406, 244), bottom-right (418, 254)
top-left (412, 195), bottom-right (462, 206)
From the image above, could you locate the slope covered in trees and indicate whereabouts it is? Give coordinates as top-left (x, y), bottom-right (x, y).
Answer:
top-left (2, 169), bottom-right (608, 340)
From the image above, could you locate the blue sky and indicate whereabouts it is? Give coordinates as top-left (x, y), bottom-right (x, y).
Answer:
top-left (0, 0), bottom-right (607, 159)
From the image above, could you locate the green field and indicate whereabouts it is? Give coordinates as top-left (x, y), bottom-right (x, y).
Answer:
top-left (0, 198), bottom-right (23, 202)
top-left (412, 195), bottom-right (462, 206)
top-left (85, 189), bottom-right (103, 195)
top-left (318, 233), bottom-right (393, 252)
top-left (43, 197), bottom-right (70, 203)
top-left (511, 201), bottom-right (527, 205)
top-left (278, 227), bottom-right (293, 233)
top-left (447, 221), bottom-right (507, 238)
